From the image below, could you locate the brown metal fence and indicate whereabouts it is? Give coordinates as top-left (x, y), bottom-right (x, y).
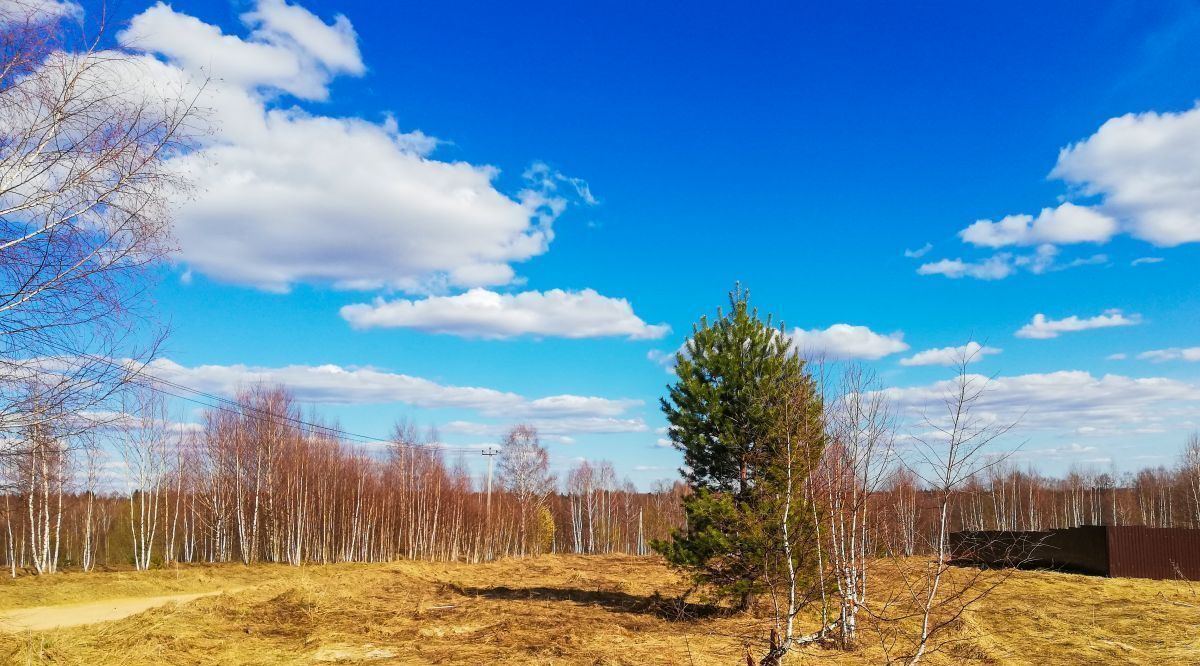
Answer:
top-left (949, 526), bottom-right (1200, 581)
top-left (1107, 527), bottom-right (1200, 580)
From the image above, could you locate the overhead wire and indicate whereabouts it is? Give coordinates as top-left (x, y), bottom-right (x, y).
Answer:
top-left (19, 337), bottom-right (431, 449)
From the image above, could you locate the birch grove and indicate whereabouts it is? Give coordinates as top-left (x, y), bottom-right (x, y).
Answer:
top-left (0, 385), bottom-right (684, 573)
top-left (0, 380), bottom-right (1195, 579)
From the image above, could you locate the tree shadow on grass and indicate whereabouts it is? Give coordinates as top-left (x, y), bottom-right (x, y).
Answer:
top-left (453, 585), bottom-right (729, 621)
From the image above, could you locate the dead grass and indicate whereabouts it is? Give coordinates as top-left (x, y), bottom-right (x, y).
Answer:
top-left (0, 564), bottom-right (294, 611)
top-left (966, 568), bottom-right (1200, 665)
top-left (0, 555), bottom-right (1196, 665)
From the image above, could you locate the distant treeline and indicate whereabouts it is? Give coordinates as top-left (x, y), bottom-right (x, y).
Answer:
top-left (877, 455), bottom-right (1200, 557)
top-left (1, 385), bottom-right (1197, 574)
top-left (1, 386), bottom-right (686, 575)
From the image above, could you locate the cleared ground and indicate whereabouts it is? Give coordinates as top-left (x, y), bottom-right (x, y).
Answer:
top-left (0, 591), bottom-right (236, 631)
top-left (0, 555), bottom-right (1196, 664)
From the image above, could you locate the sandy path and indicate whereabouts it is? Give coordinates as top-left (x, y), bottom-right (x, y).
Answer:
top-left (0, 590), bottom-right (234, 631)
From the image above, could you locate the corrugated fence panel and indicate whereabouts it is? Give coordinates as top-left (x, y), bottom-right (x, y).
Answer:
top-left (1107, 527), bottom-right (1200, 581)
top-left (950, 528), bottom-right (1108, 574)
top-left (1045, 526), bottom-right (1110, 576)
top-left (951, 526), bottom-right (1200, 580)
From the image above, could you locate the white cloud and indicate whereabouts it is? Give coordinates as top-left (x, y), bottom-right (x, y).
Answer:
top-left (145, 358), bottom-right (640, 418)
top-left (647, 343), bottom-right (689, 374)
top-left (121, 1), bottom-right (362, 101)
top-left (340, 288), bottom-right (668, 339)
top-left (925, 102), bottom-right (1200, 277)
top-left (899, 341), bottom-right (1002, 367)
top-left (917, 255), bottom-right (1015, 280)
top-left (788, 324), bottom-right (909, 360)
top-left (522, 395), bottom-right (640, 416)
top-left (524, 162), bottom-right (597, 205)
top-left (945, 103), bottom-right (1200, 257)
top-left (1131, 257), bottom-right (1164, 267)
top-left (904, 243), bottom-right (932, 259)
top-left (1136, 347), bottom-right (1200, 363)
top-left (1001, 442), bottom-right (1112, 466)
top-left (115, 1), bottom-right (588, 293)
top-left (655, 438), bottom-right (674, 448)
top-left (0, 0), bottom-right (79, 22)
top-left (646, 349), bottom-right (674, 369)
top-left (1015, 309), bottom-right (1142, 339)
top-left (883, 370), bottom-right (1200, 435)
top-left (1058, 254), bottom-right (1109, 270)
top-left (1074, 425), bottom-right (1165, 438)
top-left (959, 203), bottom-right (1118, 248)
top-left (1050, 443), bottom-right (1097, 454)
top-left (918, 245), bottom-right (1106, 281)
top-left (1052, 104), bottom-right (1200, 247)
top-left (242, 0), bottom-right (363, 76)
top-left (442, 417), bottom-right (647, 437)
top-left (1013, 244), bottom-right (1059, 274)
top-left (1106, 353), bottom-right (1128, 361)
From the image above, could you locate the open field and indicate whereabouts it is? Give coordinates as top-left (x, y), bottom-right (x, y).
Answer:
top-left (0, 555), bottom-right (1196, 665)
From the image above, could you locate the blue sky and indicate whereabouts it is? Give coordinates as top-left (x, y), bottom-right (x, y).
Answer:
top-left (101, 0), bottom-right (1200, 487)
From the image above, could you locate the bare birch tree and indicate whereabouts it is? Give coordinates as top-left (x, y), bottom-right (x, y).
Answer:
top-left (822, 363), bottom-right (894, 647)
top-left (117, 387), bottom-right (171, 570)
top-left (1183, 432), bottom-right (1200, 528)
top-left (0, 1), bottom-right (200, 458)
top-left (895, 350), bottom-right (1018, 665)
top-left (497, 425), bottom-right (554, 556)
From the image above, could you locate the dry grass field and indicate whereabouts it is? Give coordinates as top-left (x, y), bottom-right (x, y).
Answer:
top-left (0, 555), bottom-right (1196, 665)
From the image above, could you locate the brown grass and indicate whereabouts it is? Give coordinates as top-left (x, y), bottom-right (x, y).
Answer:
top-left (0, 564), bottom-right (295, 611)
top-left (0, 555), bottom-right (1196, 665)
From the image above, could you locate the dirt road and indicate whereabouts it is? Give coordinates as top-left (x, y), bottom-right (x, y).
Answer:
top-left (0, 591), bottom-right (230, 631)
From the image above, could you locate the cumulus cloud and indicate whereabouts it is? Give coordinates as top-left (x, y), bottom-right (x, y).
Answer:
top-left (920, 102), bottom-right (1200, 278)
top-left (0, 0), bottom-right (79, 22)
top-left (653, 327), bottom-right (908, 368)
top-left (959, 203), bottom-right (1118, 248)
top-left (934, 102), bottom-right (1200, 267)
top-left (1052, 104), bottom-right (1200, 247)
top-left (883, 370), bottom-right (1200, 434)
top-left (115, 1), bottom-right (588, 293)
top-left (145, 358), bottom-right (641, 419)
top-left (1015, 309), bottom-right (1142, 339)
top-left (121, 0), bottom-right (362, 101)
top-left (788, 324), bottom-right (909, 360)
top-left (899, 341), bottom-right (1002, 367)
top-left (1136, 347), bottom-right (1200, 363)
top-left (340, 288), bottom-right (668, 339)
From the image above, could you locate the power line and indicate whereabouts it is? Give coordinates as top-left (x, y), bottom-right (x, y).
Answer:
top-left (19, 339), bottom-right (435, 449)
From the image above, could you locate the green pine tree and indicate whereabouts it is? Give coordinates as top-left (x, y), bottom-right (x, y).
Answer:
top-left (652, 285), bottom-right (825, 610)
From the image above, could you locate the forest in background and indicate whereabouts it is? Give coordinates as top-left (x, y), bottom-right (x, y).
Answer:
top-left (2, 382), bottom-right (1197, 574)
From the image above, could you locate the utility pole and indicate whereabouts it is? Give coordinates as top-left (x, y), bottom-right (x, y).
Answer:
top-left (482, 447), bottom-right (498, 558)
top-left (482, 447), bottom-right (498, 515)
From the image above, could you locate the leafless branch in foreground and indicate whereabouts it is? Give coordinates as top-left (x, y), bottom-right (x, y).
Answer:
top-left (0, 2), bottom-right (202, 457)
top-left (894, 347), bottom-right (1020, 665)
